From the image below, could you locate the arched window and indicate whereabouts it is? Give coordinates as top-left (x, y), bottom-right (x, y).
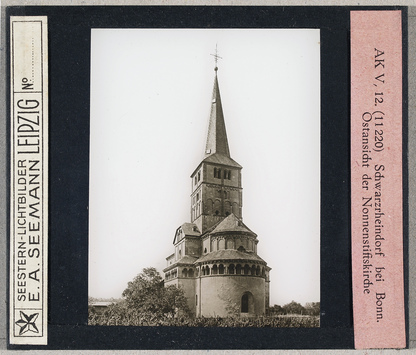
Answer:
top-left (262, 267), bottom-right (265, 277)
top-left (241, 293), bottom-right (249, 313)
top-left (182, 268), bottom-right (188, 278)
top-left (256, 266), bottom-right (260, 276)
top-left (251, 265), bottom-right (256, 276)
top-left (228, 170), bottom-right (231, 179)
top-left (214, 168), bottom-right (218, 178)
top-left (195, 176), bottom-right (197, 185)
top-left (206, 199), bottom-right (213, 214)
top-left (196, 295), bottom-right (198, 306)
top-left (188, 269), bottom-right (194, 278)
top-left (219, 264), bottom-right (224, 274)
top-left (244, 264), bottom-right (250, 275)
top-left (206, 266), bottom-right (210, 275)
top-left (212, 264), bottom-right (218, 275)
top-left (241, 292), bottom-right (254, 313)
top-left (229, 264), bottom-right (235, 274)
top-left (218, 168), bottom-right (221, 178)
top-left (198, 171), bottom-right (201, 181)
top-left (214, 199), bottom-right (221, 215)
top-left (211, 239), bottom-right (217, 252)
top-left (236, 264), bottom-right (242, 275)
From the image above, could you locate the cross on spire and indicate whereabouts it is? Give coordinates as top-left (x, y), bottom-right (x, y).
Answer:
top-left (210, 44), bottom-right (222, 71)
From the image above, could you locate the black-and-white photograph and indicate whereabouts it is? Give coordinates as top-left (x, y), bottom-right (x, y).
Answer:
top-left (88, 29), bottom-right (320, 327)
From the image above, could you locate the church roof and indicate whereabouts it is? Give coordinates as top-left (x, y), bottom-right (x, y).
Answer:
top-left (180, 223), bottom-right (201, 236)
top-left (195, 249), bottom-right (266, 264)
top-left (177, 255), bottom-right (199, 264)
top-left (163, 255), bottom-right (198, 272)
top-left (210, 213), bottom-right (256, 236)
top-left (173, 223), bottom-right (201, 244)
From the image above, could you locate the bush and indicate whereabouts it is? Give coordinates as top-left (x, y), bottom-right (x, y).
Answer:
top-left (89, 307), bottom-right (319, 328)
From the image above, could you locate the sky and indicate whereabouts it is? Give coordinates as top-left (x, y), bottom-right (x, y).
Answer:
top-left (89, 29), bottom-right (320, 306)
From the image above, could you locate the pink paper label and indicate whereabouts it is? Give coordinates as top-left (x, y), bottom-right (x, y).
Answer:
top-left (351, 10), bottom-right (405, 349)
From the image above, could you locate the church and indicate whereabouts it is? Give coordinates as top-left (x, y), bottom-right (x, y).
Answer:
top-left (163, 59), bottom-right (270, 317)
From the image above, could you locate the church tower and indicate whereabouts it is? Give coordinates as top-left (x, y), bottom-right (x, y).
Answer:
top-left (190, 66), bottom-right (243, 234)
top-left (164, 53), bottom-right (270, 318)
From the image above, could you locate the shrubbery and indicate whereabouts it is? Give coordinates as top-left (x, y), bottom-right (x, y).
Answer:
top-left (89, 267), bottom-right (319, 328)
top-left (89, 306), bottom-right (319, 327)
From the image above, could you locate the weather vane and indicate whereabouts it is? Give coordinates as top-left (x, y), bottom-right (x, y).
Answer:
top-left (210, 44), bottom-right (222, 71)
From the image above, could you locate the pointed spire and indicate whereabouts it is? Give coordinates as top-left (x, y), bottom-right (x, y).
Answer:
top-left (204, 59), bottom-right (230, 158)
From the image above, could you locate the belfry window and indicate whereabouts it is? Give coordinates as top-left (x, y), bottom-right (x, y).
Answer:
top-left (198, 171), bottom-right (201, 181)
top-left (214, 168), bottom-right (222, 179)
top-left (223, 169), bottom-right (231, 180)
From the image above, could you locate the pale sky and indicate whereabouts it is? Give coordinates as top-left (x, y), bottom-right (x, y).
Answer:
top-left (89, 29), bottom-right (320, 306)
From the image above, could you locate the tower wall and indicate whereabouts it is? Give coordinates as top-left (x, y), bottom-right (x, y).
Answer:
top-left (184, 238), bottom-right (201, 257)
top-left (191, 163), bottom-right (243, 233)
top-left (197, 275), bottom-right (265, 317)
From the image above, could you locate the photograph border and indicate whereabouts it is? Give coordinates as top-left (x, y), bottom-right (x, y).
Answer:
top-left (1, 4), bottom-right (409, 351)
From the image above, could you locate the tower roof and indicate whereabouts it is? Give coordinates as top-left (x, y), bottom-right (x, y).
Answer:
top-left (211, 213), bottom-right (256, 236)
top-left (204, 71), bottom-right (231, 158)
top-left (201, 69), bottom-right (242, 169)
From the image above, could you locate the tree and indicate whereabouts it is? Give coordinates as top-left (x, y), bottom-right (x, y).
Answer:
top-left (122, 267), bottom-right (190, 319)
top-left (282, 301), bottom-right (305, 315)
top-left (268, 304), bottom-right (284, 316)
top-left (304, 302), bottom-right (320, 316)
